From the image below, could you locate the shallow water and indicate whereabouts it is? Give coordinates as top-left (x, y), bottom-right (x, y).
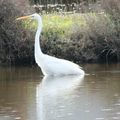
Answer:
top-left (0, 64), bottom-right (120, 120)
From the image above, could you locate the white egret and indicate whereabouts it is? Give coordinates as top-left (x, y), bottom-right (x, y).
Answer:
top-left (16, 13), bottom-right (85, 76)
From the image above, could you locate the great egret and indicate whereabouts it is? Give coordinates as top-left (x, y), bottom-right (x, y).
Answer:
top-left (16, 13), bottom-right (85, 76)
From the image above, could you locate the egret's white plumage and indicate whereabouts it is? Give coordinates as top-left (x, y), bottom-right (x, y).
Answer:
top-left (16, 13), bottom-right (85, 76)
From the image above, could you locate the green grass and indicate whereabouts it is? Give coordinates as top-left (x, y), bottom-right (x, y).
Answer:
top-left (12, 13), bottom-right (120, 64)
top-left (23, 13), bottom-right (112, 43)
top-left (43, 14), bottom-right (73, 37)
top-left (23, 13), bottom-right (89, 38)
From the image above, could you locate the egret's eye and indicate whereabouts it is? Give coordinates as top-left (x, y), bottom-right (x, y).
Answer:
top-left (30, 15), bottom-right (34, 19)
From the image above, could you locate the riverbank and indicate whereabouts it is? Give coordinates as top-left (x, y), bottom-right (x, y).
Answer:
top-left (0, 0), bottom-right (120, 65)
top-left (24, 13), bottom-right (120, 64)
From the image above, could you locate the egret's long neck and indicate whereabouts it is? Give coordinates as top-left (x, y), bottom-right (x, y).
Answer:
top-left (35, 17), bottom-right (43, 56)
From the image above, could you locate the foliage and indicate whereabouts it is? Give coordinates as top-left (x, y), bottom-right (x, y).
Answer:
top-left (100, 0), bottom-right (120, 62)
top-left (21, 5), bottom-right (120, 64)
top-left (70, 13), bottom-right (117, 63)
top-left (24, 12), bottom-right (118, 63)
top-left (29, 0), bottom-right (98, 4)
top-left (0, 0), bottom-right (34, 65)
top-left (102, 0), bottom-right (120, 33)
top-left (0, 0), bottom-right (120, 65)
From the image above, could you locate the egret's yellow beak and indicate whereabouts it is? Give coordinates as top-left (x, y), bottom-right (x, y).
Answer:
top-left (16, 15), bottom-right (31, 21)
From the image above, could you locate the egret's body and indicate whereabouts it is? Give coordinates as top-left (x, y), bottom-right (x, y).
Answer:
top-left (36, 54), bottom-right (84, 76)
top-left (16, 13), bottom-right (85, 76)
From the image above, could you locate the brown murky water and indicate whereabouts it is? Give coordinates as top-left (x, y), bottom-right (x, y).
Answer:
top-left (0, 64), bottom-right (120, 120)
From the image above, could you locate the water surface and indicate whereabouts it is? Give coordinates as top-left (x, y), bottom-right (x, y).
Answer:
top-left (0, 64), bottom-right (120, 120)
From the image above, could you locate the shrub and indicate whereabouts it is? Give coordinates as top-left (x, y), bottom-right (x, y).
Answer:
top-left (23, 11), bottom-right (120, 64)
top-left (40, 13), bottom-right (119, 63)
top-left (100, 0), bottom-right (120, 62)
top-left (68, 12), bottom-right (120, 63)
top-left (1, 0), bottom-right (119, 65)
top-left (102, 0), bottom-right (120, 32)
top-left (0, 0), bottom-right (34, 65)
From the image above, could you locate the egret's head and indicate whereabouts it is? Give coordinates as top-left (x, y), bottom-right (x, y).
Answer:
top-left (16, 13), bottom-right (41, 21)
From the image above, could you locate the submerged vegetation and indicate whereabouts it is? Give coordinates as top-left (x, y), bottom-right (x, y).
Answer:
top-left (0, 0), bottom-right (120, 65)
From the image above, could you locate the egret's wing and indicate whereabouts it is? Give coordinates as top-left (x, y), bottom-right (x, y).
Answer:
top-left (44, 54), bottom-right (82, 69)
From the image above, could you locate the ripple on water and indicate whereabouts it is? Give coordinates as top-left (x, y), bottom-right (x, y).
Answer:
top-left (101, 108), bottom-right (112, 112)
top-left (67, 112), bottom-right (73, 116)
top-left (11, 110), bottom-right (17, 113)
top-left (4, 115), bottom-right (10, 118)
top-left (116, 112), bottom-right (120, 115)
top-left (96, 118), bottom-right (105, 120)
top-left (59, 105), bottom-right (65, 108)
top-left (112, 116), bottom-right (120, 120)
top-left (56, 115), bottom-right (63, 118)
top-left (84, 110), bottom-right (90, 113)
top-left (14, 117), bottom-right (21, 120)
top-left (114, 93), bottom-right (119, 97)
top-left (114, 103), bottom-right (120, 106)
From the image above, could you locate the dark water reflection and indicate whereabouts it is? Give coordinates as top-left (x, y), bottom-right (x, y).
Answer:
top-left (0, 64), bottom-right (120, 120)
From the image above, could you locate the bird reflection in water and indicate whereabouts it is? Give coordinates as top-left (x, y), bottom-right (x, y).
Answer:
top-left (36, 75), bottom-right (84, 120)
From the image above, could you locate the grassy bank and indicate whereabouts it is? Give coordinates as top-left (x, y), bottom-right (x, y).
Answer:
top-left (24, 12), bottom-right (119, 63)
top-left (0, 0), bottom-right (120, 65)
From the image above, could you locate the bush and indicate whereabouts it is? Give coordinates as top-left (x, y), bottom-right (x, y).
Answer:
top-left (0, 0), bottom-right (34, 65)
top-left (101, 0), bottom-right (120, 32)
top-left (1, 0), bottom-right (120, 65)
top-left (100, 0), bottom-right (120, 62)
top-left (40, 11), bottom-right (120, 63)
top-left (68, 12), bottom-right (120, 63)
